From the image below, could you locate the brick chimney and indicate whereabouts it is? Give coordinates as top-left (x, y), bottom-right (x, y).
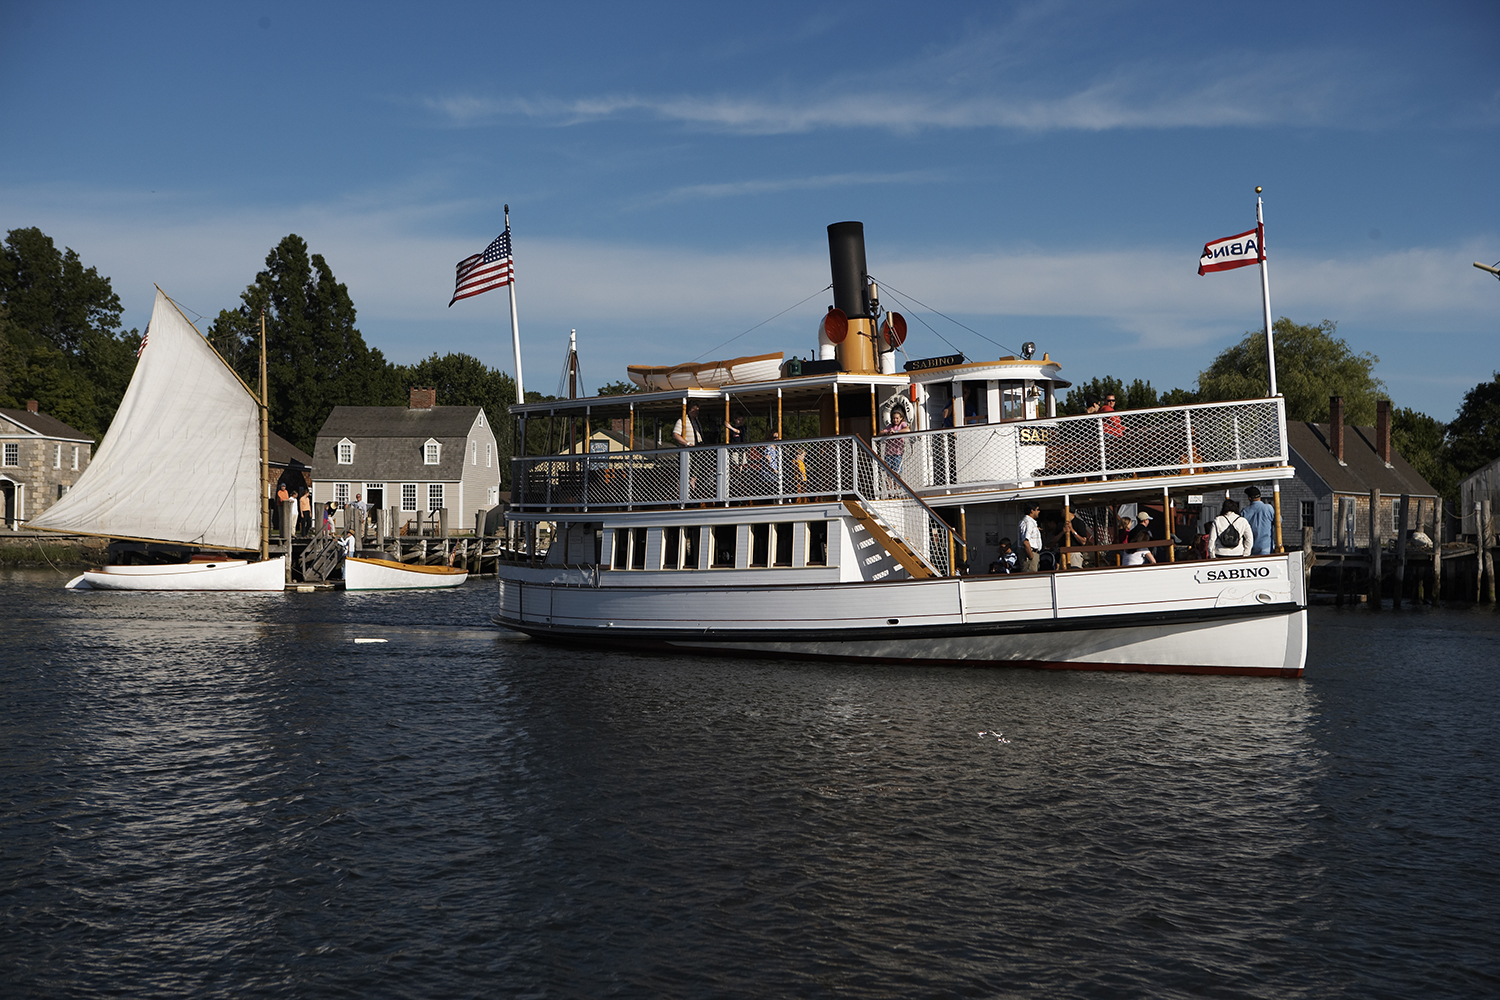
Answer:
top-left (1376, 399), bottom-right (1392, 466)
top-left (1329, 396), bottom-right (1345, 465)
top-left (26, 399), bottom-right (38, 413)
top-left (408, 387), bottom-right (436, 410)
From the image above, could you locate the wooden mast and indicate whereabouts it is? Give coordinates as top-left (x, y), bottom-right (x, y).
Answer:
top-left (259, 308), bottom-right (270, 562)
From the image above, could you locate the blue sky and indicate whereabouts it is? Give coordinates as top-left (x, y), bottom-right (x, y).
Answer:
top-left (2, 1), bottom-right (1497, 418)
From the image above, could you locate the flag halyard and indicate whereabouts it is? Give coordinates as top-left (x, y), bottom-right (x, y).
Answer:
top-left (449, 228), bottom-right (514, 306)
top-left (1197, 225), bottom-right (1264, 275)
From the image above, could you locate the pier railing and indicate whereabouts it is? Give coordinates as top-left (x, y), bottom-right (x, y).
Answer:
top-left (510, 396), bottom-right (1288, 512)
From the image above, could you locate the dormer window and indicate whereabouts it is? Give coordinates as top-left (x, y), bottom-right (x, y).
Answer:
top-left (337, 438), bottom-right (355, 465)
top-left (423, 438), bottom-right (441, 465)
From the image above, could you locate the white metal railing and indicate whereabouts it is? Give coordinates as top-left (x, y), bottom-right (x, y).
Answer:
top-left (511, 397), bottom-right (1287, 510)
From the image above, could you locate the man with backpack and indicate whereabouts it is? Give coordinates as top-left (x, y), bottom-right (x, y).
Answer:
top-left (1208, 498), bottom-right (1253, 558)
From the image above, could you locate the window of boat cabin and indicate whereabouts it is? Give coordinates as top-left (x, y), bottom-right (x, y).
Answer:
top-left (662, 526), bottom-right (700, 570)
top-left (337, 438), bottom-right (355, 464)
top-left (402, 483), bottom-right (418, 511)
top-left (807, 521), bottom-right (829, 566)
top-left (961, 382), bottom-right (988, 424)
top-left (749, 523), bottom-right (770, 567)
top-left (612, 528), bottom-right (630, 569)
top-left (630, 528), bottom-right (647, 569)
top-left (428, 483), bottom-right (444, 511)
top-left (711, 525), bottom-right (736, 568)
top-left (773, 522), bottom-right (793, 566)
top-left (999, 382), bottom-right (1027, 421)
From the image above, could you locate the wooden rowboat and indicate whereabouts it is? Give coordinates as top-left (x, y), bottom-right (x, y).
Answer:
top-left (626, 351), bottom-right (784, 391)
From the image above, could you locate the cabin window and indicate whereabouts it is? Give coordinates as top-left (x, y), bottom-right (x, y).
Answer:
top-left (773, 522), bottom-right (794, 566)
top-left (54, 444), bottom-right (61, 469)
top-left (428, 483), bottom-right (444, 511)
top-left (424, 439), bottom-right (441, 465)
top-left (401, 483), bottom-right (418, 511)
top-left (612, 528), bottom-right (630, 569)
top-left (1301, 500), bottom-right (1315, 529)
top-left (662, 526), bottom-right (680, 569)
top-left (711, 525), bottom-right (736, 568)
top-left (337, 439), bottom-right (355, 464)
top-left (335, 483), bottom-right (350, 505)
top-left (72, 446), bottom-right (79, 470)
top-left (1000, 384), bottom-right (1026, 421)
top-left (749, 523), bottom-right (770, 567)
top-left (807, 521), bottom-right (829, 566)
top-left (2, 443), bottom-right (16, 466)
top-left (630, 528), bottom-right (647, 569)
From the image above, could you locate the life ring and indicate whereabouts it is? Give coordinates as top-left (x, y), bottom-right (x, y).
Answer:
top-left (877, 394), bottom-right (913, 429)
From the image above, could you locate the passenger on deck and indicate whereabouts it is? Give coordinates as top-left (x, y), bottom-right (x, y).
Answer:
top-left (1242, 486), bottom-right (1275, 555)
top-left (1123, 523), bottom-right (1157, 566)
top-left (989, 538), bottom-right (1017, 574)
top-left (883, 411), bottom-right (908, 473)
top-left (1208, 498), bottom-right (1254, 558)
top-left (1019, 502), bottom-right (1042, 573)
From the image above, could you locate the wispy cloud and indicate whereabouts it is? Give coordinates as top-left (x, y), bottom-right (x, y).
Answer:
top-left (631, 170), bottom-right (941, 208)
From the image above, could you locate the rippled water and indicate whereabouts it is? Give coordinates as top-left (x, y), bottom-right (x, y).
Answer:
top-left (2, 568), bottom-right (1497, 999)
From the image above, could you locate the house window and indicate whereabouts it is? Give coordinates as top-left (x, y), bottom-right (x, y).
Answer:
top-left (486, 443), bottom-right (492, 468)
top-left (471, 440), bottom-right (477, 465)
top-left (2, 443), bottom-right (16, 467)
top-left (71, 446), bottom-right (79, 470)
top-left (337, 439), bottom-right (354, 464)
top-left (1301, 500), bottom-right (1315, 529)
top-left (335, 483), bottom-right (350, 505)
top-left (54, 444), bottom-right (62, 469)
top-left (402, 483), bottom-right (418, 511)
top-left (428, 483), bottom-right (444, 511)
top-left (423, 439), bottom-right (441, 465)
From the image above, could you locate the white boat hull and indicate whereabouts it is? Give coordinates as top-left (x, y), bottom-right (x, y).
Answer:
top-left (68, 556), bottom-right (287, 592)
top-left (344, 557), bottom-right (468, 591)
top-left (496, 555), bottom-right (1308, 676)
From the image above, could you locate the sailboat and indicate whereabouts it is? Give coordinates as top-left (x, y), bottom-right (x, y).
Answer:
top-left (33, 288), bottom-right (287, 590)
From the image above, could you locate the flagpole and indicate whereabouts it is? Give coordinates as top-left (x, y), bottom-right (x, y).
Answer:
top-left (506, 204), bottom-right (525, 405)
top-left (1256, 186), bottom-right (1278, 398)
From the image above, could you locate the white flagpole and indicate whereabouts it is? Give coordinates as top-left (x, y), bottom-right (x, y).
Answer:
top-left (1256, 186), bottom-right (1278, 397)
top-left (506, 204), bottom-right (525, 405)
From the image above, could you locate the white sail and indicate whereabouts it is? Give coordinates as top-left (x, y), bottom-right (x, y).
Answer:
top-left (31, 288), bottom-right (263, 551)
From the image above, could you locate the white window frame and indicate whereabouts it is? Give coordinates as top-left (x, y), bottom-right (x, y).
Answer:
top-left (423, 438), bottom-right (441, 465)
top-left (71, 445), bottom-right (79, 470)
top-left (486, 442), bottom-right (492, 468)
top-left (2, 442), bottom-right (17, 467)
top-left (428, 482), bottom-right (444, 511)
top-left (54, 443), bottom-right (62, 469)
top-left (401, 483), bottom-right (418, 511)
top-left (334, 482), bottom-right (350, 505)
top-left (337, 438), bottom-right (355, 465)
top-left (471, 440), bottom-right (477, 465)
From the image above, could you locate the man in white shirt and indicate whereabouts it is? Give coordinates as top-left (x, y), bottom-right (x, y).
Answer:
top-left (672, 403), bottom-right (704, 448)
top-left (1019, 501), bottom-right (1043, 573)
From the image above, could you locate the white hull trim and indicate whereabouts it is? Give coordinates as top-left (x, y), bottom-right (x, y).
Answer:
top-left (67, 556), bottom-right (287, 592)
top-left (344, 557), bottom-right (468, 591)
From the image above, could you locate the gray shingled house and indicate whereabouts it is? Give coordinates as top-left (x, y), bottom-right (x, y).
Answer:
top-left (310, 388), bottom-right (501, 534)
top-left (1198, 398), bottom-right (1440, 550)
top-left (0, 401), bottom-right (94, 530)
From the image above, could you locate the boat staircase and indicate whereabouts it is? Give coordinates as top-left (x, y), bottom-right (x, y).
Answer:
top-left (841, 499), bottom-right (939, 580)
top-left (298, 533), bottom-right (343, 583)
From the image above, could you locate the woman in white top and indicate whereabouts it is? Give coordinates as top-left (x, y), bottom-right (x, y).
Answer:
top-left (1123, 524), bottom-right (1156, 566)
top-left (1208, 498), bottom-right (1254, 558)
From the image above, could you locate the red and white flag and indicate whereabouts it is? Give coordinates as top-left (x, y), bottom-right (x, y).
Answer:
top-left (449, 227), bottom-right (513, 306)
top-left (1197, 226), bottom-right (1264, 275)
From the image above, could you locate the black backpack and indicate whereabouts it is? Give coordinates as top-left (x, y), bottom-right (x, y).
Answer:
top-left (1217, 516), bottom-right (1240, 549)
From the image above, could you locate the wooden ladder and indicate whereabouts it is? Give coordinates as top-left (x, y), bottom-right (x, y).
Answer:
top-left (842, 499), bottom-right (939, 580)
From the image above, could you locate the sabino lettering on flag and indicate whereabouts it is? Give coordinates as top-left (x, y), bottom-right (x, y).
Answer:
top-left (1197, 226), bottom-right (1263, 275)
top-left (449, 228), bottom-right (513, 306)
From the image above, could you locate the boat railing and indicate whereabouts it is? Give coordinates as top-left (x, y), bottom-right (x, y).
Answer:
top-left (510, 396), bottom-right (1288, 512)
top-left (850, 438), bottom-right (963, 577)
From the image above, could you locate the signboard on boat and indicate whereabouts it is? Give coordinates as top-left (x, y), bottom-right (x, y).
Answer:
top-left (1018, 425), bottom-right (1052, 445)
top-left (903, 354), bottom-right (965, 372)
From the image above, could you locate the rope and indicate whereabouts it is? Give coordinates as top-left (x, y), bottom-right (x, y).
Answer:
top-left (29, 535), bottom-right (69, 576)
top-left (689, 284), bottom-right (832, 364)
top-left (871, 275), bottom-right (1022, 358)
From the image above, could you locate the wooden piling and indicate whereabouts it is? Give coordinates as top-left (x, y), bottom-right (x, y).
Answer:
top-left (1393, 493), bottom-right (1409, 609)
top-left (1484, 499), bottom-right (1496, 604)
top-left (1432, 498), bottom-right (1443, 605)
top-left (1368, 488), bottom-right (1382, 609)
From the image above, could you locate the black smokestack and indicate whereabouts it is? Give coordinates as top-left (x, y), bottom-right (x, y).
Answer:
top-left (827, 221), bottom-right (869, 319)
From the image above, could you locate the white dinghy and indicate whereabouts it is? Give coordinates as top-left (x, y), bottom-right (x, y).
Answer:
top-left (343, 557), bottom-right (467, 591)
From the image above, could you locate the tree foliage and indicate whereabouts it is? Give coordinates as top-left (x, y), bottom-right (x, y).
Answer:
top-left (1198, 318), bottom-right (1386, 425)
top-left (1446, 372), bottom-right (1500, 476)
top-left (596, 379), bottom-right (642, 396)
top-left (0, 227), bottom-right (140, 438)
top-left (210, 235), bottom-right (403, 453)
top-left (1392, 406), bottom-right (1460, 503)
top-left (1060, 376), bottom-right (1184, 415)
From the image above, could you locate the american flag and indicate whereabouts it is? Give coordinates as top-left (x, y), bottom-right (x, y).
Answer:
top-left (449, 228), bottom-right (514, 306)
top-left (136, 323), bottom-right (149, 358)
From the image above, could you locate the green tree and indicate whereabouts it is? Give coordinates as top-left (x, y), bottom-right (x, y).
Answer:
top-left (397, 351), bottom-right (523, 485)
top-left (210, 235), bottom-right (403, 454)
top-left (0, 227), bottom-right (141, 438)
top-left (1198, 318), bottom-right (1386, 424)
top-left (1445, 372), bottom-right (1500, 475)
top-left (1392, 406), bottom-right (1459, 503)
top-left (1061, 376), bottom-right (1174, 414)
top-left (596, 379), bottom-right (642, 396)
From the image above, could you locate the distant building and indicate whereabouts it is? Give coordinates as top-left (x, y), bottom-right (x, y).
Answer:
top-left (1198, 398), bottom-right (1440, 549)
top-left (310, 387), bottom-right (500, 534)
top-left (0, 401), bottom-right (94, 530)
top-left (1459, 456), bottom-right (1500, 537)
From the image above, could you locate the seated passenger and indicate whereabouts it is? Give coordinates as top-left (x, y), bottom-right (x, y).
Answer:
top-left (989, 539), bottom-right (1018, 574)
top-left (1123, 524), bottom-right (1156, 566)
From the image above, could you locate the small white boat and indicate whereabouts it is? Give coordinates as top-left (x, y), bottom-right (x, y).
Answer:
top-left (627, 351), bottom-right (784, 391)
top-left (66, 557), bottom-right (289, 591)
top-left (344, 556), bottom-right (468, 591)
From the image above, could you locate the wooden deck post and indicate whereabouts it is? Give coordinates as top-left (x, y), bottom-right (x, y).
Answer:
top-left (1433, 498), bottom-right (1443, 604)
top-left (1272, 481), bottom-right (1284, 553)
top-left (1393, 493), bottom-right (1409, 608)
top-left (1483, 499), bottom-right (1496, 604)
top-left (1368, 488), bottom-right (1381, 609)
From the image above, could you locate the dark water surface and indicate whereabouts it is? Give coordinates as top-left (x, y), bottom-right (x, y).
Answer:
top-left (2, 568), bottom-right (1497, 999)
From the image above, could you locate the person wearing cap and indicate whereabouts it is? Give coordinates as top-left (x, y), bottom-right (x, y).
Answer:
top-left (1242, 486), bottom-right (1275, 555)
top-left (1018, 501), bottom-right (1043, 573)
top-left (1124, 510), bottom-right (1157, 565)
